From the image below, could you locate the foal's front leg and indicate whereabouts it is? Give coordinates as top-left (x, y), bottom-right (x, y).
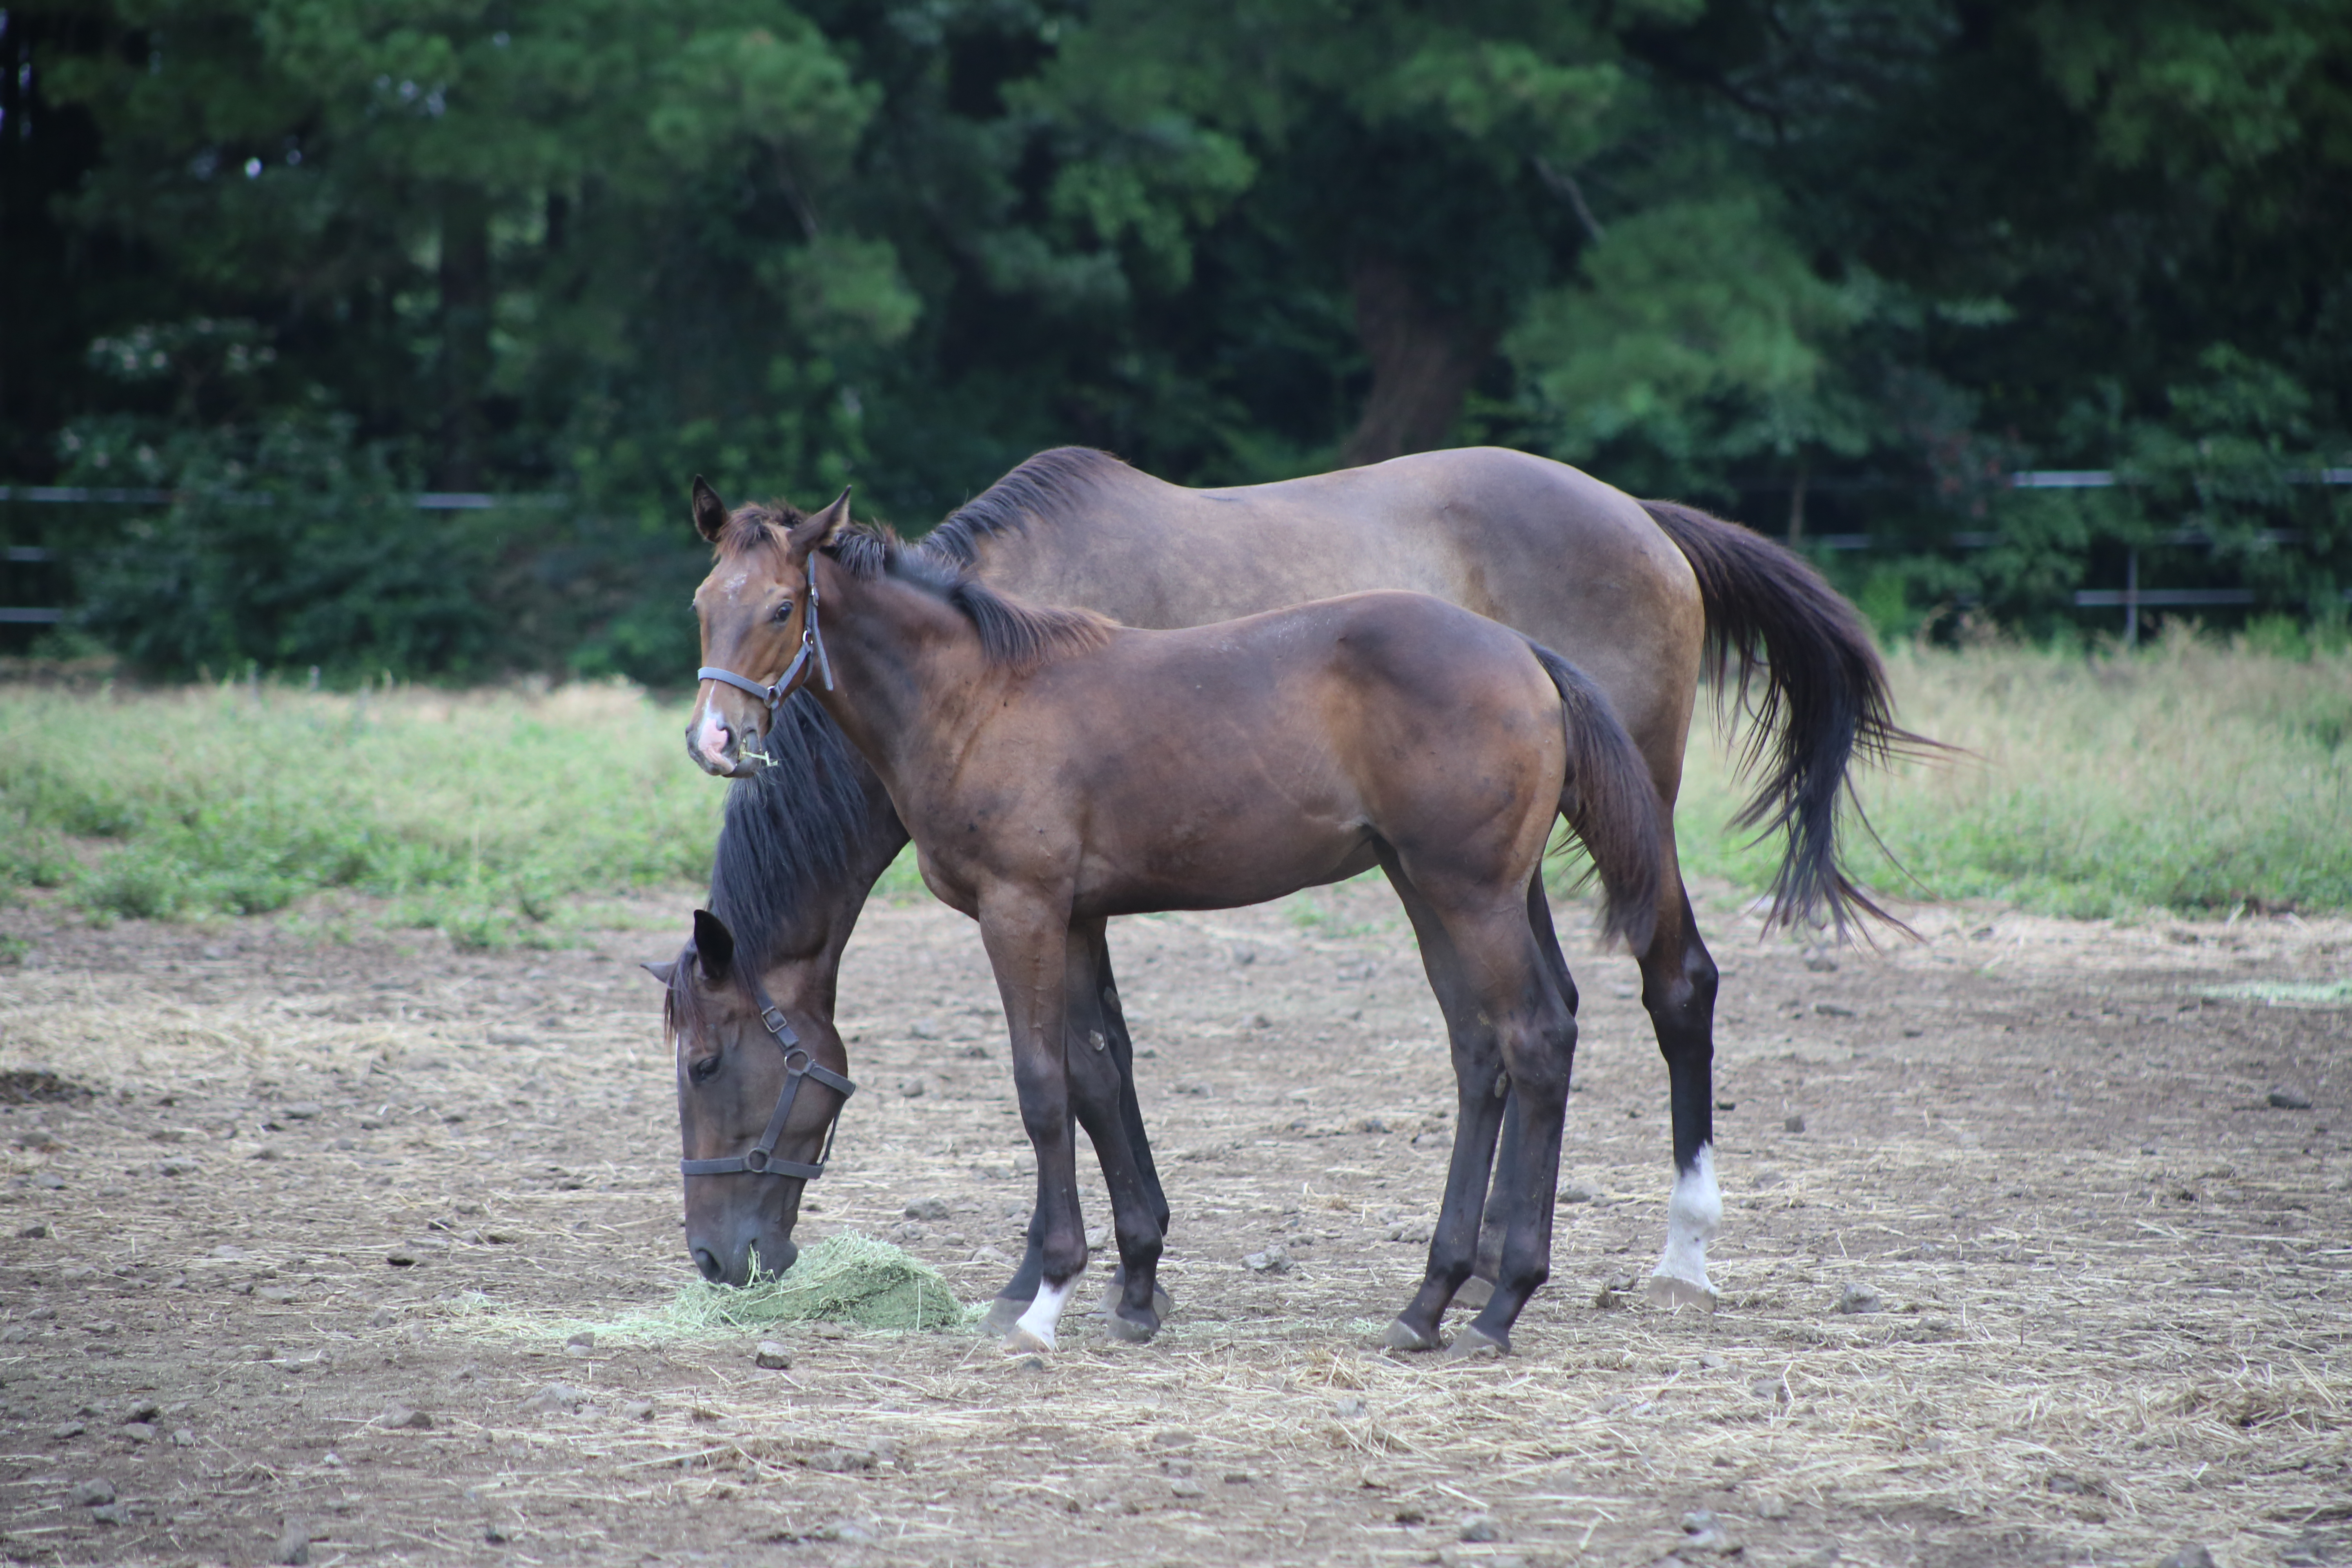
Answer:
top-left (980, 892), bottom-right (1089, 1353)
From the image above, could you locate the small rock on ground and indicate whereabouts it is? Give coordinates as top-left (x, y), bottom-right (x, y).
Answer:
top-left (903, 1197), bottom-right (951, 1221)
top-left (1833, 1283), bottom-right (1883, 1314)
top-left (1681, 1508), bottom-right (1734, 1552)
top-left (1458, 1512), bottom-right (1501, 1543)
top-left (73, 1479), bottom-right (115, 1506)
top-left (2269, 1087), bottom-right (2314, 1110)
top-left (1243, 1245), bottom-right (1290, 1273)
top-left (1333, 1396), bottom-right (1366, 1419)
top-left (1783, 1114), bottom-right (1806, 1133)
top-left (755, 1342), bottom-right (792, 1370)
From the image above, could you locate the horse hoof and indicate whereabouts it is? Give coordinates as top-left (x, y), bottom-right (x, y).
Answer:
top-left (1104, 1309), bottom-right (1159, 1345)
top-left (1096, 1281), bottom-right (1176, 1321)
top-left (1646, 1272), bottom-right (1720, 1314)
top-left (1439, 1326), bottom-right (1507, 1363)
top-left (979, 1296), bottom-right (1032, 1337)
top-left (1002, 1324), bottom-right (1055, 1355)
top-left (1379, 1317), bottom-right (1441, 1353)
top-left (1451, 1276), bottom-right (1494, 1311)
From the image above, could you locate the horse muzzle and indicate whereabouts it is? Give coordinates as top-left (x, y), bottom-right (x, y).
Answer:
top-left (689, 1228), bottom-right (799, 1287)
top-left (685, 708), bottom-right (766, 778)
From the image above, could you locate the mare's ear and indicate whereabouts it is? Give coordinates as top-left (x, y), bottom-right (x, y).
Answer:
top-left (691, 476), bottom-right (731, 544)
top-left (786, 487), bottom-right (851, 558)
top-left (640, 958), bottom-right (677, 984)
top-left (690, 908), bottom-right (735, 982)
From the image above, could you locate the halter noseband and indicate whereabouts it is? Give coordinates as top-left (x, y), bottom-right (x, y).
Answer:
top-left (678, 972), bottom-right (857, 1181)
top-left (696, 569), bottom-right (835, 735)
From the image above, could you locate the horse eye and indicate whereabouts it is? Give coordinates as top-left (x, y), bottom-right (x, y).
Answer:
top-left (771, 600), bottom-right (794, 623)
top-left (688, 1054), bottom-right (722, 1085)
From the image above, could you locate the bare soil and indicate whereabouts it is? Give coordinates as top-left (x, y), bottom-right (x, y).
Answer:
top-left (0, 880), bottom-right (2346, 1568)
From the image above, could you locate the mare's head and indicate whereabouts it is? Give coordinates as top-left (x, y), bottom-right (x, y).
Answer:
top-left (648, 908), bottom-right (852, 1286)
top-left (685, 477), bottom-right (853, 777)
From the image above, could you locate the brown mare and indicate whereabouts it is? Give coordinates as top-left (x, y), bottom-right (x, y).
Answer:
top-left (657, 447), bottom-right (1909, 1326)
top-left (675, 486), bottom-right (1671, 1356)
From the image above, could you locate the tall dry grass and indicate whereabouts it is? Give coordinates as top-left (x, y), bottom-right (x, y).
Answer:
top-left (1672, 630), bottom-right (2352, 918)
top-left (4, 634), bottom-right (2347, 947)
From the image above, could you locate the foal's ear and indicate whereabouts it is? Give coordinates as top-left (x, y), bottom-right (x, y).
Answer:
top-left (690, 908), bottom-right (735, 982)
top-left (690, 476), bottom-right (731, 544)
top-left (786, 487), bottom-right (852, 558)
top-left (640, 958), bottom-right (677, 985)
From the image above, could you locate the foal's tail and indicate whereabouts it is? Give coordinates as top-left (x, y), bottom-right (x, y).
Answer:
top-left (1638, 499), bottom-right (1935, 939)
top-left (1524, 642), bottom-right (1667, 958)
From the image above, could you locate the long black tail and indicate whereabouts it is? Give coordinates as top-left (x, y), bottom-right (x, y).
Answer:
top-left (1639, 499), bottom-right (1936, 938)
top-left (1524, 641), bottom-right (1666, 957)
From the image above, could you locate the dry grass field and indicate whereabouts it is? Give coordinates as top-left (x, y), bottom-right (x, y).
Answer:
top-left (1, 873), bottom-right (2345, 1567)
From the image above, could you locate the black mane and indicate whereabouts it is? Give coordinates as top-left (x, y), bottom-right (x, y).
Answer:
top-left (702, 448), bottom-right (1120, 971)
top-left (823, 522), bottom-right (1111, 670)
top-left (706, 690), bottom-right (881, 960)
top-left (922, 446), bottom-right (1126, 567)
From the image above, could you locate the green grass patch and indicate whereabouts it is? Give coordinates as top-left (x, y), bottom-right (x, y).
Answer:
top-left (7, 631), bottom-right (2347, 939)
top-left (2196, 979), bottom-right (2352, 1005)
top-left (0, 677), bottom-right (724, 940)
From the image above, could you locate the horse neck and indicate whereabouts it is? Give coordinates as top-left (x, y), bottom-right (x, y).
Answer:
top-left (806, 552), bottom-right (993, 789)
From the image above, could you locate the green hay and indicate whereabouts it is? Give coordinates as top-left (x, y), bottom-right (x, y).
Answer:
top-left (2197, 978), bottom-right (2352, 1006)
top-left (669, 1232), bottom-right (976, 1333)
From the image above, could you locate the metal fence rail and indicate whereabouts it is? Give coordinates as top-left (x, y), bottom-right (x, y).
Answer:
top-left (6, 473), bottom-right (2345, 644)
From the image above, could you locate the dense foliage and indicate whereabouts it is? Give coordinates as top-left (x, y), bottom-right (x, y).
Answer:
top-left (4, 0), bottom-right (2347, 679)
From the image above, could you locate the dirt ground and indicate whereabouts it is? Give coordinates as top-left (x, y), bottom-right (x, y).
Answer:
top-left (0, 875), bottom-right (2345, 1568)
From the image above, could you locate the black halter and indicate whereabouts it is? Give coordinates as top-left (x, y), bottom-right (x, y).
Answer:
top-left (679, 973), bottom-right (857, 1181)
top-left (697, 572), bottom-right (836, 740)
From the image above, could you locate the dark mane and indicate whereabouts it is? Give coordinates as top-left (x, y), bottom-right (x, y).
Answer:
top-left (704, 690), bottom-right (886, 965)
top-left (826, 520), bottom-right (1112, 671)
top-left (921, 446), bottom-right (1127, 567)
top-left (693, 449), bottom-right (1120, 975)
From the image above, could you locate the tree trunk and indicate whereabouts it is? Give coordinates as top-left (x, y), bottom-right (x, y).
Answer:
top-left (1338, 254), bottom-right (1496, 468)
top-left (437, 185), bottom-right (493, 491)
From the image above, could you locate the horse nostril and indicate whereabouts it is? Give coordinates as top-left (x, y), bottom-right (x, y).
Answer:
top-left (692, 1247), bottom-right (724, 1282)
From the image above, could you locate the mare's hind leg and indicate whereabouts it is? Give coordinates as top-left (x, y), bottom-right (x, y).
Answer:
top-left (1459, 875), bottom-right (1581, 1311)
top-left (978, 921), bottom-right (1171, 1335)
top-left (1638, 865), bottom-right (1723, 1310)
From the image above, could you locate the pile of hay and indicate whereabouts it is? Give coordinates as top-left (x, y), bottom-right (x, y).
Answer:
top-left (673, 1233), bottom-right (973, 1332)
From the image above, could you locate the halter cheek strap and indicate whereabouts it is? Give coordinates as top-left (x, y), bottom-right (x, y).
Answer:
top-left (696, 575), bottom-right (834, 732)
top-left (679, 974), bottom-right (858, 1181)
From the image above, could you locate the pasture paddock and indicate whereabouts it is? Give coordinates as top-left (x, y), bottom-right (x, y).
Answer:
top-left (0, 880), bottom-right (2345, 1566)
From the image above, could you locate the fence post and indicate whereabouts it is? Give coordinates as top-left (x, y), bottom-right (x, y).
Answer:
top-left (2124, 548), bottom-right (2139, 650)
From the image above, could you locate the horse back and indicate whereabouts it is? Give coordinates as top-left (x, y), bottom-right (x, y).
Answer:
top-left (958, 447), bottom-right (1704, 802)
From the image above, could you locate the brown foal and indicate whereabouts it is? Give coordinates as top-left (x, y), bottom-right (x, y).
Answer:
top-left (684, 489), bottom-right (1670, 1357)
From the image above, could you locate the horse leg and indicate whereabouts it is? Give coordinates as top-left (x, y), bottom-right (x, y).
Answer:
top-left (1376, 859), bottom-right (1511, 1353)
top-left (1398, 891), bottom-right (1577, 1359)
top-left (1084, 922), bottom-right (1176, 1323)
top-left (1639, 865), bottom-right (1724, 1311)
top-left (1458, 874), bottom-right (1581, 1312)
top-left (979, 892), bottom-right (1090, 1354)
top-left (979, 922), bottom-right (1176, 1336)
top-left (1061, 918), bottom-right (1169, 1342)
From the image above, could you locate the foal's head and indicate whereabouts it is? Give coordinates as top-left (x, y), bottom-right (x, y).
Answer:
top-left (648, 908), bottom-right (850, 1287)
top-left (684, 477), bottom-right (853, 777)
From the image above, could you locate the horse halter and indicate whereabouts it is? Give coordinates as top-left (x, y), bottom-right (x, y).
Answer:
top-left (697, 568), bottom-right (836, 736)
top-left (678, 971), bottom-right (857, 1181)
